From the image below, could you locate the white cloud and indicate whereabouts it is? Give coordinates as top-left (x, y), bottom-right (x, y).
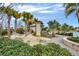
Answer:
top-left (53, 4), bottom-right (63, 7)
top-left (39, 10), bottom-right (56, 13)
top-left (38, 4), bottom-right (64, 14)
top-left (13, 5), bottom-right (53, 13)
top-left (12, 3), bottom-right (64, 14)
top-left (53, 4), bottom-right (65, 11)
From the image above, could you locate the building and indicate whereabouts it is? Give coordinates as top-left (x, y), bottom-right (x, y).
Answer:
top-left (30, 21), bottom-right (43, 36)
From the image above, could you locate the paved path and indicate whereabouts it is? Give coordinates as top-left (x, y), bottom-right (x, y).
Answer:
top-left (50, 35), bottom-right (79, 56)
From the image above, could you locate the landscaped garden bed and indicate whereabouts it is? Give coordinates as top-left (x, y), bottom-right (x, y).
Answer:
top-left (0, 37), bottom-right (71, 56)
top-left (57, 32), bottom-right (73, 36)
top-left (67, 36), bottom-right (79, 43)
top-left (63, 37), bottom-right (79, 51)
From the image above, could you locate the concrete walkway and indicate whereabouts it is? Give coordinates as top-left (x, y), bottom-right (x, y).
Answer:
top-left (50, 35), bottom-right (79, 56)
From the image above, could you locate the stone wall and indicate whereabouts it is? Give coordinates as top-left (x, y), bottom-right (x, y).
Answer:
top-left (63, 37), bottom-right (79, 51)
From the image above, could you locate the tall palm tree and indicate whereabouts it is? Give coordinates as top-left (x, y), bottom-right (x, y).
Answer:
top-left (22, 11), bottom-right (33, 36)
top-left (0, 6), bottom-right (15, 37)
top-left (61, 23), bottom-right (69, 33)
top-left (64, 3), bottom-right (79, 23)
top-left (48, 20), bottom-right (53, 31)
top-left (48, 20), bottom-right (60, 32)
top-left (13, 11), bottom-right (21, 33)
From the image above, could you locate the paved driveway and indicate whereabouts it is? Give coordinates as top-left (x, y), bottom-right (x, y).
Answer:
top-left (50, 35), bottom-right (79, 56)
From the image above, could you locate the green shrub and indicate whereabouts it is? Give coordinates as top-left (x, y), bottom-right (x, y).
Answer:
top-left (32, 43), bottom-right (71, 56)
top-left (16, 28), bottom-right (24, 34)
top-left (68, 36), bottom-right (79, 43)
top-left (0, 29), bottom-right (13, 36)
top-left (33, 44), bottom-right (49, 56)
top-left (1, 29), bottom-right (7, 35)
top-left (32, 32), bottom-right (36, 36)
top-left (47, 43), bottom-right (71, 56)
top-left (58, 32), bottom-right (73, 36)
top-left (0, 37), bottom-right (72, 56)
top-left (0, 37), bottom-right (32, 56)
top-left (58, 48), bottom-right (72, 56)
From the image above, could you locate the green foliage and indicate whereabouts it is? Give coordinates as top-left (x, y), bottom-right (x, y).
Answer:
top-left (48, 20), bottom-right (74, 32)
top-left (48, 20), bottom-right (61, 31)
top-left (68, 36), bottom-right (79, 43)
top-left (47, 43), bottom-right (71, 56)
top-left (0, 37), bottom-right (72, 56)
top-left (64, 3), bottom-right (79, 23)
top-left (0, 37), bottom-right (32, 56)
top-left (16, 28), bottom-right (24, 34)
top-left (0, 25), bottom-right (2, 35)
top-left (57, 32), bottom-right (73, 36)
top-left (64, 3), bottom-right (79, 17)
top-left (61, 23), bottom-right (69, 32)
top-left (60, 23), bottom-right (74, 32)
top-left (1, 29), bottom-right (7, 35)
top-left (32, 32), bottom-right (36, 36)
top-left (0, 29), bottom-right (13, 36)
top-left (42, 27), bottom-right (48, 31)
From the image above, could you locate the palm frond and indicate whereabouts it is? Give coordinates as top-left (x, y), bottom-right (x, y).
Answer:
top-left (65, 8), bottom-right (75, 17)
top-left (65, 3), bottom-right (76, 11)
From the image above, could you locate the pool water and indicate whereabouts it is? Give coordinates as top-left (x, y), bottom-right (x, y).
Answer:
top-left (72, 32), bottom-right (79, 37)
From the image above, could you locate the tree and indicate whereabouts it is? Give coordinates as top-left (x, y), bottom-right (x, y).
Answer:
top-left (0, 20), bottom-right (2, 35)
top-left (48, 20), bottom-right (61, 32)
top-left (13, 11), bottom-right (21, 33)
top-left (22, 11), bottom-right (33, 36)
top-left (0, 6), bottom-right (15, 37)
top-left (33, 18), bottom-right (38, 24)
top-left (61, 23), bottom-right (69, 32)
top-left (48, 20), bottom-right (53, 32)
top-left (69, 26), bottom-right (74, 31)
top-left (64, 3), bottom-right (79, 24)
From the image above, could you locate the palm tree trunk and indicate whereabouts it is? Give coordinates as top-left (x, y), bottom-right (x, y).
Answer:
top-left (28, 24), bottom-right (30, 31)
top-left (76, 13), bottom-right (79, 23)
top-left (76, 13), bottom-right (79, 31)
top-left (76, 4), bottom-right (79, 24)
top-left (14, 18), bottom-right (17, 34)
top-left (7, 15), bottom-right (11, 38)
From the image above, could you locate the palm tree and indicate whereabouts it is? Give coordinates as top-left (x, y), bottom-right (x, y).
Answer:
top-left (64, 3), bottom-right (79, 23)
top-left (48, 20), bottom-right (53, 32)
top-left (33, 18), bottom-right (38, 23)
top-left (13, 11), bottom-right (21, 34)
top-left (61, 23), bottom-right (69, 33)
top-left (22, 11), bottom-right (33, 36)
top-left (48, 20), bottom-right (60, 32)
top-left (0, 6), bottom-right (15, 37)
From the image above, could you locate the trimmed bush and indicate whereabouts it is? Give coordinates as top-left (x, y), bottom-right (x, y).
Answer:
top-left (58, 32), bottom-right (73, 36)
top-left (0, 37), bottom-right (72, 56)
top-left (16, 28), bottom-right (24, 34)
top-left (0, 29), bottom-right (7, 35)
top-left (0, 29), bottom-right (13, 36)
top-left (68, 36), bottom-right (79, 43)
top-left (1, 29), bottom-right (8, 36)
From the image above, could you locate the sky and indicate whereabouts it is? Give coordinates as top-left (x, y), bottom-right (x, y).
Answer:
top-left (2, 3), bottom-right (79, 27)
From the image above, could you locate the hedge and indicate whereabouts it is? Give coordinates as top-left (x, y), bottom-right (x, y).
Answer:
top-left (68, 36), bottom-right (79, 43)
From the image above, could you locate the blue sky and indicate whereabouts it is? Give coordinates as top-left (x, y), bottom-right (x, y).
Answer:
top-left (4, 3), bottom-right (79, 27)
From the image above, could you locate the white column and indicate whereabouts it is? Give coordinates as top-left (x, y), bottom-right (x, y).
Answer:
top-left (36, 22), bottom-right (41, 36)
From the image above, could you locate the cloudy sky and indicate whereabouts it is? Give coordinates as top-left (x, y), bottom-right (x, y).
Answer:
top-left (4, 3), bottom-right (79, 27)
